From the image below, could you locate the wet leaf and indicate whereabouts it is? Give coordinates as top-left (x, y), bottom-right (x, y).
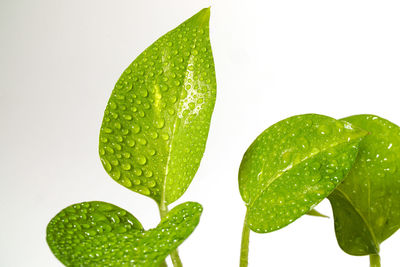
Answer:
top-left (328, 115), bottom-right (400, 255)
top-left (46, 201), bottom-right (202, 266)
top-left (239, 114), bottom-right (367, 233)
top-left (98, 8), bottom-right (216, 205)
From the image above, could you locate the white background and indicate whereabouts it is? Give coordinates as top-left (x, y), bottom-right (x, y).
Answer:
top-left (1, 0), bottom-right (400, 266)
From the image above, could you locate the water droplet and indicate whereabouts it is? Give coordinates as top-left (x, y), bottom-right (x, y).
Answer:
top-left (103, 128), bottom-right (112, 133)
top-left (161, 133), bottom-right (170, 141)
top-left (144, 170), bottom-right (153, 178)
top-left (136, 155), bottom-right (147, 165)
top-left (84, 229), bottom-right (97, 236)
top-left (387, 165), bottom-right (397, 174)
top-left (114, 122), bottom-right (121, 129)
top-left (150, 131), bottom-right (158, 139)
top-left (127, 139), bottom-right (135, 147)
top-left (147, 180), bottom-right (156, 188)
top-left (133, 168), bottom-right (142, 176)
top-left (106, 147), bottom-right (115, 154)
top-left (167, 108), bottom-right (175, 115)
top-left (311, 162), bottom-right (321, 171)
top-left (329, 160), bottom-right (338, 169)
top-left (136, 186), bottom-right (150, 196)
top-left (155, 118), bottom-right (165, 129)
top-left (123, 114), bottom-right (133, 121)
top-left (137, 137), bottom-right (147, 145)
top-left (281, 151), bottom-right (292, 164)
top-left (122, 178), bottom-right (132, 187)
top-left (296, 137), bottom-right (309, 150)
top-left (311, 174), bottom-right (322, 184)
top-left (114, 144), bottom-right (122, 151)
top-left (122, 163), bottom-right (131, 170)
top-left (318, 124), bottom-right (330, 135)
top-left (112, 171), bottom-right (121, 180)
top-left (377, 172), bottom-right (385, 178)
top-left (102, 159), bottom-right (112, 172)
top-left (170, 96), bottom-right (177, 103)
top-left (140, 89), bottom-right (148, 97)
top-left (109, 102), bottom-right (117, 110)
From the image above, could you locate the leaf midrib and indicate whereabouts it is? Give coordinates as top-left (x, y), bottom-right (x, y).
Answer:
top-left (160, 37), bottom-right (200, 206)
top-left (246, 133), bottom-right (365, 210)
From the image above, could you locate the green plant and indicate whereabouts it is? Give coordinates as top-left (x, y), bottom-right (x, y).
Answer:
top-left (47, 201), bottom-right (202, 267)
top-left (46, 7), bottom-right (216, 267)
top-left (238, 114), bottom-right (368, 266)
top-left (329, 115), bottom-right (400, 267)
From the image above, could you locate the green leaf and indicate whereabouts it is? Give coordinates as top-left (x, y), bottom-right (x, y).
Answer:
top-left (46, 201), bottom-right (202, 267)
top-left (99, 7), bottom-right (216, 205)
top-left (328, 115), bottom-right (400, 256)
top-left (307, 208), bottom-right (329, 218)
top-left (239, 114), bottom-right (368, 233)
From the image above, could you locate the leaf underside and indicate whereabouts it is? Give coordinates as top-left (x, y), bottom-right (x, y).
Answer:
top-left (99, 8), bottom-right (216, 205)
top-left (47, 201), bottom-right (202, 266)
top-left (328, 114), bottom-right (400, 256)
top-left (239, 114), bottom-right (367, 233)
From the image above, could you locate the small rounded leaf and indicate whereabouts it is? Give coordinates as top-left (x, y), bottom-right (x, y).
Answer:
top-left (46, 201), bottom-right (143, 266)
top-left (239, 114), bottom-right (367, 233)
top-left (46, 201), bottom-right (202, 266)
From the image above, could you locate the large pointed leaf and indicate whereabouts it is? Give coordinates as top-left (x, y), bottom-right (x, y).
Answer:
top-left (239, 114), bottom-right (367, 233)
top-left (328, 115), bottom-right (400, 256)
top-left (47, 201), bottom-right (202, 266)
top-left (99, 8), bottom-right (216, 205)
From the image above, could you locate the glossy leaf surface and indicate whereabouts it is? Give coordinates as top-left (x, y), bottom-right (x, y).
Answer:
top-left (239, 114), bottom-right (367, 233)
top-left (328, 115), bottom-right (400, 255)
top-left (99, 8), bottom-right (216, 205)
top-left (47, 201), bottom-right (202, 266)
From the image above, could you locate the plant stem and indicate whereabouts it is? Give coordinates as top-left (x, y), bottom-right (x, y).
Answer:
top-left (159, 200), bottom-right (169, 218)
top-left (240, 212), bottom-right (250, 267)
top-left (158, 201), bottom-right (183, 267)
top-left (370, 254), bottom-right (381, 267)
top-left (170, 250), bottom-right (183, 267)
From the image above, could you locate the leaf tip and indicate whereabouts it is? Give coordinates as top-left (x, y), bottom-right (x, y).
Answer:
top-left (192, 7), bottom-right (211, 26)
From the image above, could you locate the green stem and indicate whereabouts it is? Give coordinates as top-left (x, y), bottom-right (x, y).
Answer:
top-left (159, 201), bottom-right (169, 218)
top-left (370, 254), bottom-right (381, 267)
top-left (158, 201), bottom-right (183, 267)
top-left (240, 212), bottom-right (250, 267)
top-left (170, 250), bottom-right (183, 267)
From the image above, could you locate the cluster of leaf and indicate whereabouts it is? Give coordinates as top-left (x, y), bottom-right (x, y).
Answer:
top-left (45, 6), bottom-right (400, 267)
top-left (47, 8), bottom-right (216, 267)
top-left (239, 113), bottom-right (400, 266)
